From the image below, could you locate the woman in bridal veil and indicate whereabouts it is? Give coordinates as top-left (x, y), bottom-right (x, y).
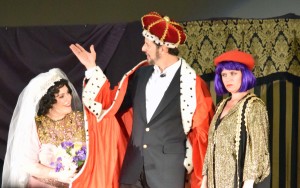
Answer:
top-left (2, 68), bottom-right (85, 188)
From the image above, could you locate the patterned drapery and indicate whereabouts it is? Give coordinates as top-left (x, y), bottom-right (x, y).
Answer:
top-left (178, 15), bottom-right (300, 188)
top-left (179, 16), bottom-right (300, 78)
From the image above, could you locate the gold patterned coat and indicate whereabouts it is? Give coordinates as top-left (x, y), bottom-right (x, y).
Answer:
top-left (202, 94), bottom-right (270, 188)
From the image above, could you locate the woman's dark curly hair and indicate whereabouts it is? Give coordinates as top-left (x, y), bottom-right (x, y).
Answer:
top-left (37, 79), bottom-right (72, 116)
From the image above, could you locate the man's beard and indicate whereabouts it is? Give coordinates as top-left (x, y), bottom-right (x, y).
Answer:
top-left (149, 59), bottom-right (154, 65)
top-left (148, 49), bottom-right (160, 65)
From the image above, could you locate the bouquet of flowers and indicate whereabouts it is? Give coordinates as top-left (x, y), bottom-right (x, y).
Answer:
top-left (39, 141), bottom-right (86, 173)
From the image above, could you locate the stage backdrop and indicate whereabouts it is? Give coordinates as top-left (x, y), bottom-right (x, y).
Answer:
top-left (0, 14), bottom-right (299, 188)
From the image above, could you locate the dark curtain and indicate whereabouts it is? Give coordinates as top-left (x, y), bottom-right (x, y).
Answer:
top-left (0, 21), bottom-right (146, 161)
top-left (105, 21), bottom-right (146, 87)
top-left (0, 20), bottom-right (146, 185)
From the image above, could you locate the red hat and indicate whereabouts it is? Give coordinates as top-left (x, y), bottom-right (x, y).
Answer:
top-left (141, 12), bottom-right (186, 48)
top-left (214, 50), bottom-right (255, 70)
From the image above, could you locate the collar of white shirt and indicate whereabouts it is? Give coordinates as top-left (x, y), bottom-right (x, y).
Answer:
top-left (153, 58), bottom-right (182, 78)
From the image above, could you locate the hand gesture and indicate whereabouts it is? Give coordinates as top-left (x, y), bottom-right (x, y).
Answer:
top-left (49, 169), bottom-right (76, 184)
top-left (200, 175), bottom-right (208, 188)
top-left (69, 43), bottom-right (96, 69)
top-left (39, 143), bottom-right (57, 168)
top-left (57, 169), bottom-right (77, 184)
top-left (242, 180), bottom-right (254, 188)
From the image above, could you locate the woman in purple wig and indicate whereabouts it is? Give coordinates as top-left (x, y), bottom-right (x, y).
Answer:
top-left (201, 50), bottom-right (270, 188)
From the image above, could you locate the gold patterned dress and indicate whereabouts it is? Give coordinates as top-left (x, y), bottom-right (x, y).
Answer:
top-left (34, 111), bottom-right (85, 188)
top-left (202, 94), bottom-right (270, 188)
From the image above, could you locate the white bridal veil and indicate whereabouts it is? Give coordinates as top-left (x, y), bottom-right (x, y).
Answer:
top-left (2, 68), bottom-right (82, 188)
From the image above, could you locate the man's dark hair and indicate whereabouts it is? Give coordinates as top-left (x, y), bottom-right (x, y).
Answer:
top-left (155, 43), bottom-right (180, 56)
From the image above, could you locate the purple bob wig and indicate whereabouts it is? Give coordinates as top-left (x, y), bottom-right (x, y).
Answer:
top-left (214, 61), bottom-right (256, 96)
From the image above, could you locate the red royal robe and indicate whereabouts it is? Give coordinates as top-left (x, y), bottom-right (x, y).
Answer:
top-left (71, 60), bottom-right (214, 188)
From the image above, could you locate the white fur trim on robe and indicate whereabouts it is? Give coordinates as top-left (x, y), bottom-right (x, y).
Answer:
top-left (180, 59), bottom-right (197, 173)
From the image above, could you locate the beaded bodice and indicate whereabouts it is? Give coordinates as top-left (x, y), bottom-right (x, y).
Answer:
top-left (35, 111), bottom-right (85, 146)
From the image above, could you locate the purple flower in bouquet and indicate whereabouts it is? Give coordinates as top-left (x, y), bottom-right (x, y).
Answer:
top-left (51, 157), bottom-right (63, 172)
top-left (73, 145), bottom-right (87, 168)
top-left (61, 141), bottom-right (74, 149)
top-left (50, 141), bottom-right (86, 172)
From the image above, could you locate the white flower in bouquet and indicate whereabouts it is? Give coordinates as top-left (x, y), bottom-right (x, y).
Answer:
top-left (39, 141), bottom-right (86, 173)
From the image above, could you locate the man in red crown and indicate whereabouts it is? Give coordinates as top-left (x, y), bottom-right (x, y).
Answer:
top-left (69, 12), bottom-right (214, 188)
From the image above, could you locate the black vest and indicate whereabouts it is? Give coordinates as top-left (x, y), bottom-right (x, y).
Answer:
top-left (120, 65), bottom-right (186, 188)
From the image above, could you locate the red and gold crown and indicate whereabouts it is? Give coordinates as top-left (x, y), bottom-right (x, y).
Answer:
top-left (141, 12), bottom-right (186, 48)
top-left (214, 49), bottom-right (255, 70)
